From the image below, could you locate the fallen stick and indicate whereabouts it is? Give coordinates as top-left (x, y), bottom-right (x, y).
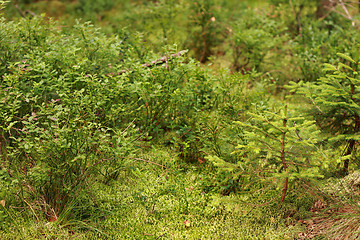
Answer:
top-left (114, 50), bottom-right (187, 76)
top-left (142, 50), bottom-right (187, 68)
top-left (15, 4), bottom-right (37, 18)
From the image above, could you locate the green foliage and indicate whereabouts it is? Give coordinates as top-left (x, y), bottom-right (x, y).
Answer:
top-left (208, 105), bottom-right (322, 202)
top-left (289, 52), bottom-right (360, 174)
top-left (0, 12), bottom-right (228, 231)
top-left (0, 169), bottom-right (19, 231)
top-left (292, 18), bottom-right (360, 82)
top-left (75, 0), bottom-right (115, 15)
top-left (185, 0), bottom-right (223, 63)
top-left (3, 0), bottom-right (360, 238)
top-left (163, 70), bottom-right (261, 164)
top-left (230, 8), bottom-right (288, 72)
top-left (0, 16), bottom-right (141, 224)
top-left (137, 0), bottom-right (186, 49)
top-left (126, 48), bottom-right (213, 136)
top-left (0, 0), bottom-right (9, 11)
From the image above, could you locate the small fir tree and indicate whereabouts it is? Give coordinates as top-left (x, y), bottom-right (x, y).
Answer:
top-left (289, 52), bottom-right (360, 175)
top-left (186, 0), bottom-right (222, 63)
top-left (208, 105), bottom-right (321, 202)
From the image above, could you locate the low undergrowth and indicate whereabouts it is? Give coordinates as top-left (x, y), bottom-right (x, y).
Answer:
top-left (2, 0), bottom-right (360, 239)
top-left (1, 146), bottom-right (310, 239)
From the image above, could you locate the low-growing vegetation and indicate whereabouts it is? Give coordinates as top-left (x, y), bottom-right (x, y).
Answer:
top-left (2, 0), bottom-right (360, 239)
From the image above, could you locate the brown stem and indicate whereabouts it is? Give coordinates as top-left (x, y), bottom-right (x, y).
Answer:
top-left (280, 178), bottom-right (288, 203)
top-left (343, 62), bottom-right (360, 174)
top-left (289, 0), bottom-right (303, 36)
top-left (201, 27), bottom-right (209, 63)
top-left (280, 105), bottom-right (288, 203)
top-left (343, 140), bottom-right (355, 175)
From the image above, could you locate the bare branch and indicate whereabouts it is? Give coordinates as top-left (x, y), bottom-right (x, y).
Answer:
top-left (113, 50), bottom-right (187, 76)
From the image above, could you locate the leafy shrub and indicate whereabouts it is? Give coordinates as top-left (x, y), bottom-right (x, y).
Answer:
top-left (126, 48), bottom-right (205, 134)
top-left (0, 16), bottom-right (140, 223)
top-left (230, 8), bottom-right (288, 73)
top-left (0, 10), bottom-right (226, 223)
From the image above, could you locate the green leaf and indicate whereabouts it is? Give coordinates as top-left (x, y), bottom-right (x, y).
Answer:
top-left (338, 62), bottom-right (353, 71)
top-left (337, 53), bottom-right (355, 63)
top-left (323, 63), bottom-right (337, 71)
